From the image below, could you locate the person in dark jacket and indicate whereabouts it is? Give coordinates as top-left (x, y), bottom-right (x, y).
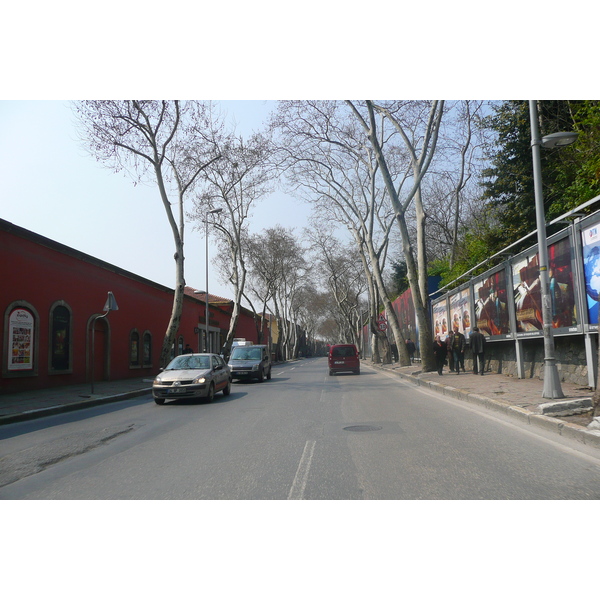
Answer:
top-left (470, 326), bottom-right (486, 375)
top-left (433, 335), bottom-right (447, 375)
top-left (446, 326), bottom-right (466, 374)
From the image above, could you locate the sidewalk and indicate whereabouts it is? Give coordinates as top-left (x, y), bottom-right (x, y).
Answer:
top-left (366, 360), bottom-right (600, 449)
top-left (0, 378), bottom-right (153, 425)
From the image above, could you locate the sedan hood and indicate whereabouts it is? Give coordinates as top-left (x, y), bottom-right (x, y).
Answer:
top-left (157, 368), bottom-right (211, 382)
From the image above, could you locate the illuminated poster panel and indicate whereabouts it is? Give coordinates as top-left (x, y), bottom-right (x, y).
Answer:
top-left (581, 222), bottom-right (600, 326)
top-left (8, 308), bottom-right (34, 371)
top-left (474, 268), bottom-right (511, 337)
top-left (432, 300), bottom-right (449, 341)
top-left (449, 288), bottom-right (472, 337)
top-left (512, 237), bottom-right (576, 336)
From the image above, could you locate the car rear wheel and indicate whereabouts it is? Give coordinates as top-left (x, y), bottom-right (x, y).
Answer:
top-left (154, 397), bottom-right (165, 405)
top-left (266, 367), bottom-right (272, 380)
top-left (206, 382), bottom-right (215, 403)
top-left (329, 370), bottom-right (333, 376)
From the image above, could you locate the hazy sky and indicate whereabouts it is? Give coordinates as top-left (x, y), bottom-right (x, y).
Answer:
top-left (0, 100), bottom-right (313, 300)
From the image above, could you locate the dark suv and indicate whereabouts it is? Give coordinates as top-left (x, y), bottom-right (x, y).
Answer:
top-left (328, 344), bottom-right (360, 375)
top-left (228, 344), bottom-right (272, 382)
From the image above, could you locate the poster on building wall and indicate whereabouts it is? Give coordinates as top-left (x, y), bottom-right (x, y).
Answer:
top-left (474, 268), bottom-right (511, 337)
top-left (449, 289), bottom-right (472, 337)
top-left (8, 308), bottom-right (34, 371)
top-left (432, 300), bottom-right (449, 340)
top-left (582, 222), bottom-right (600, 326)
top-left (512, 237), bottom-right (577, 335)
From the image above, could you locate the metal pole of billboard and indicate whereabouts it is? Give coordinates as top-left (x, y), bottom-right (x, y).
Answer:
top-left (529, 101), bottom-right (577, 399)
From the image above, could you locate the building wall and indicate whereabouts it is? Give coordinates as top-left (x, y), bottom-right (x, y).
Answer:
top-left (1, 220), bottom-right (265, 394)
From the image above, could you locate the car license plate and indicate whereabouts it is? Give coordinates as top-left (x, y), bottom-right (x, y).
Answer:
top-left (334, 361), bottom-right (344, 365)
top-left (171, 387), bottom-right (185, 393)
top-left (238, 371), bottom-right (248, 375)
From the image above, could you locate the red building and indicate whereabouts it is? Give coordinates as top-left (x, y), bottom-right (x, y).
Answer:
top-left (0, 219), bottom-right (269, 394)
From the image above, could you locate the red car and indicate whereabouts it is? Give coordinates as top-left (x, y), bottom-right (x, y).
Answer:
top-left (328, 344), bottom-right (360, 375)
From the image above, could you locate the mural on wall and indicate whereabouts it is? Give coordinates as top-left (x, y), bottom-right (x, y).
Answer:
top-left (512, 236), bottom-right (577, 334)
top-left (582, 222), bottom-right (600, 326)
top-left (474, 268), bottom-right (510, 337)
top-left (432, 300), bottom-right (449, 341)
top-left (449, 288), bottom-right (472, 337)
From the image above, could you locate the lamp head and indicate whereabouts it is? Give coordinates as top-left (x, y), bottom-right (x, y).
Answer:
top-left (541, 131), bottom-right (578, 148)
top-left (103, 291), bottom-right (119, 312)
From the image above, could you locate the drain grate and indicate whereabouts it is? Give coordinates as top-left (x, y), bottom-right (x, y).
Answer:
top-left (343, 425), bottom-right (382, 432)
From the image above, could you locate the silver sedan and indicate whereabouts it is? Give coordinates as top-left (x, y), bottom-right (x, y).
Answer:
top-left (152, 353), bottom-right (232, 405)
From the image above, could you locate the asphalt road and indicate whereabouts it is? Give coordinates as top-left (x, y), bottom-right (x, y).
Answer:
top-left (2, 357), bottom-right (600, 499)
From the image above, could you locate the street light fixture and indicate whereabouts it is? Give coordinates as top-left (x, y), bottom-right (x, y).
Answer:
top-left (204, 208), bottom-right (223, 352)
top-left (529, 100), bottom-right (578, 399)
top-left (90, 291), bottom-right (119, 396)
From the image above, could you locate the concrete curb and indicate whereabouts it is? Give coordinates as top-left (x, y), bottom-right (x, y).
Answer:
top-left (0, 388), bottom-right (152, 426)
top-left (371, 363), bottom-right (600, 450)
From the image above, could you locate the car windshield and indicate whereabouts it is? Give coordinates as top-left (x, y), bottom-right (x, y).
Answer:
top-left (230, 347), bottom-right (254, 360)
top-left (166, 355), bottom-right (210, 370)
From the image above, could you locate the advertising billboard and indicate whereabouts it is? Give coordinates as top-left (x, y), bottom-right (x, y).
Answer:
top-left (581, 221), bottom-right (600, 327)
top-left (432, 299), bottom-right (449, 341)
top-left (474, 267), bottom-right (511, 337)
top-left (449, 288), bottom-right (472, 337)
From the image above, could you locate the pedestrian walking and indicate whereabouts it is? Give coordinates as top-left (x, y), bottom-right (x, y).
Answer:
top-left (433, 335), bottom-right (447, 375)
top-left (406, 338), bottom-right (416, 363)
top-left (446, 326), bottom-right (466, 374)
top-left (470, 326), bottom-right (486, 375)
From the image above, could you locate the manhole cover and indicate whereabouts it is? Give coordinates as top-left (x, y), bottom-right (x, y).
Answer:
top-left (343, 425), bottom-right (383, 432)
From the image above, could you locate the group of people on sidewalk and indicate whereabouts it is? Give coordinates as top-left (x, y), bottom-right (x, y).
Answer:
top-left (432, 326), bottom-right (486, 376)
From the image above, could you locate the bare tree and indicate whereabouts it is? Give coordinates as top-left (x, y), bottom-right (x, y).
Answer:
top-left (245, 226), bottom-right (308, 360)
top-left (189, 126), bottom-right (274, 358)
top-left (73, 100), bottom-right (221, 366)
top-left (346, 101), bottom-right (444, 372)
top-left (272, 100), bottom-right (411, 365)
top-left (305, 222), bottom-right (367, 348)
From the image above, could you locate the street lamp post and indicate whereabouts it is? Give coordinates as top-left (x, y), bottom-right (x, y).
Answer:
top-left (204, 208), bottom-right (223, 352)
top-left (90, 291), bottom-right (119, 395)
top-left (529, 100), bottom-right (578, 399)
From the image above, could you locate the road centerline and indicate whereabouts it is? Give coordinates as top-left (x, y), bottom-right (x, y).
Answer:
top-left (287, 440), bottom-right (316, 500)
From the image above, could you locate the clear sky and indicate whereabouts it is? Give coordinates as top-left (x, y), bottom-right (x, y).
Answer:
top-left (0, 100), bottom-right (314, 301)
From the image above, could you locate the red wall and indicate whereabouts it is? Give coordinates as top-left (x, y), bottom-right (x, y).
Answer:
top-left (1, 221), bottom-right (265, 394)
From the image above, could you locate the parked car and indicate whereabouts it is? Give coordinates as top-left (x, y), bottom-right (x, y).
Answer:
top-left (152, 353), bottom-right (231, 405)
top-left (228, 344), bottom-right (272, 382)
top-left (328, 344), bottom-right (360, 375)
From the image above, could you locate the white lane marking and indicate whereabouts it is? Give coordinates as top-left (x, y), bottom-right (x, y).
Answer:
top-left (288, 440), bottom-right (316, 500)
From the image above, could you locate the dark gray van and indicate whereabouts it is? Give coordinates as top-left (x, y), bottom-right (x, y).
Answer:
top-left (227, 344), bottom-right (272, 382)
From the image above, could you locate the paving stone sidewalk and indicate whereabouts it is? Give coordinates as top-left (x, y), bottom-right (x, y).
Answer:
top-left (0, 378), bottom-right (153, 425)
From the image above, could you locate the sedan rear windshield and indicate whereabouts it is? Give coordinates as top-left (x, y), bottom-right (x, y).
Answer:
top-left (332, 346), bottom-right (356, 357)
